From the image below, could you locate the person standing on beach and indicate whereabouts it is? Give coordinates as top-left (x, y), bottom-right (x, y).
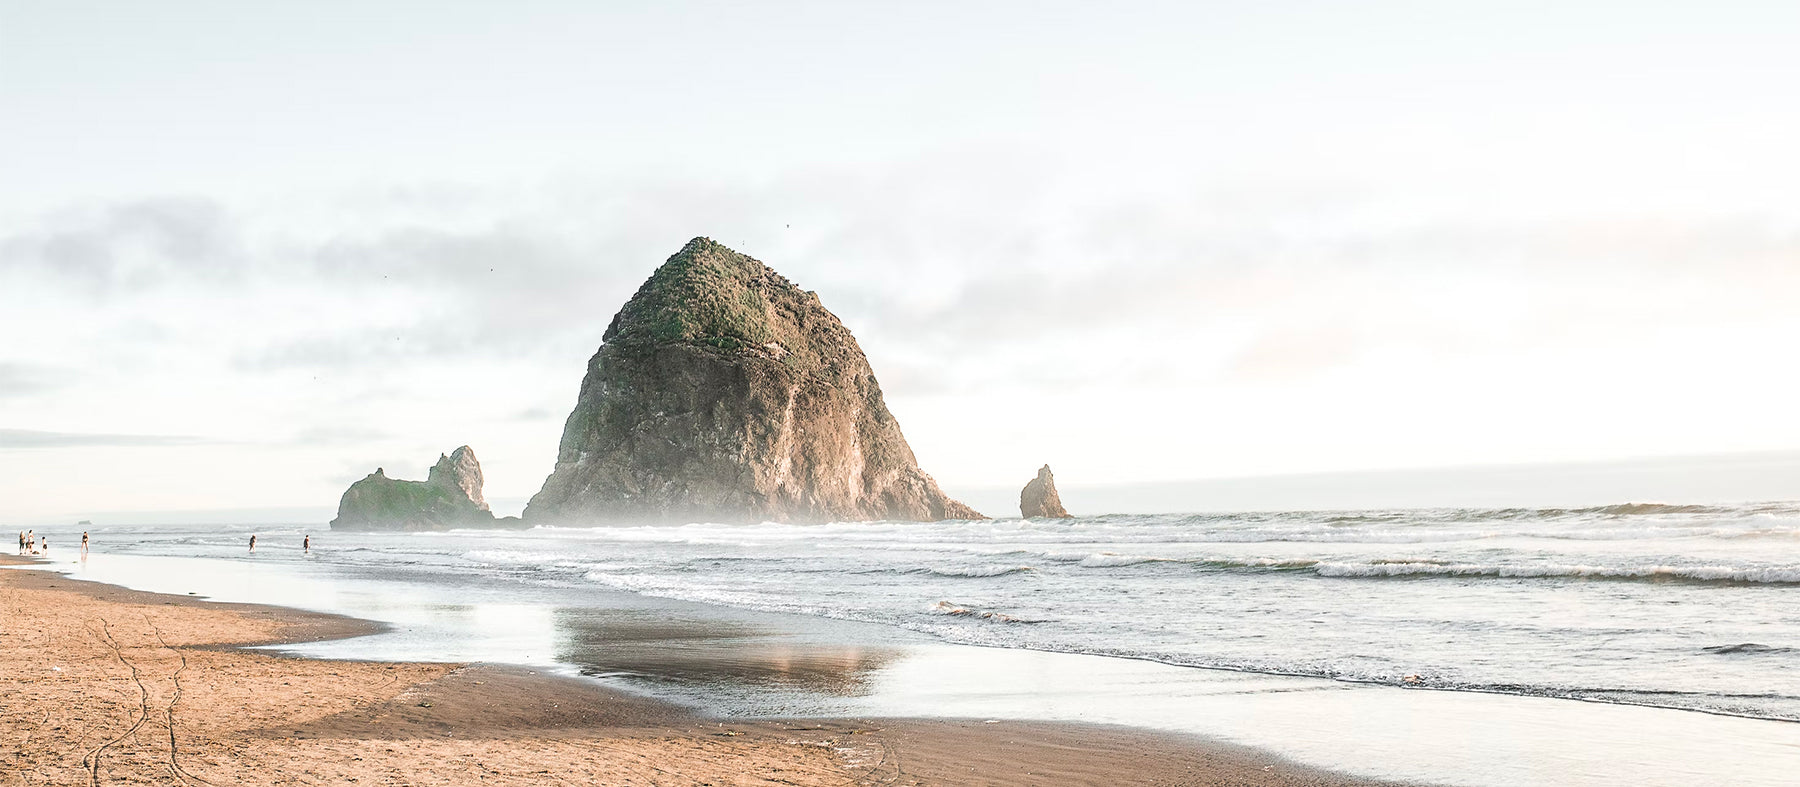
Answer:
top-left (81, 531), bottom-right (88, 552)
top-left (303, 534), bottom-right (310, 553)
top-left (249, 535), bottom-right (257, 552)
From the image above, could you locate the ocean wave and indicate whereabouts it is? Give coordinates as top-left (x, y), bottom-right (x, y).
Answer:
top-left (1713, 516), bottom-right (1800, 538)
top-left (1703, 643), bottom-right (1796, 655)
top-left (1350, 501), bottom-right (1760, 525)
top-left (1038, 551), bottom-right (1097, 562)
top-left (925, 564), bottom-right (1036, 578)
top-left (462, 549), bottom-right (563, 564)
top-left (1311, 560), bottom-right (1800, 584)
top-left (1170, 530), bottom-right (1506, 545)
top-left (1035, 553), bottom-right (1800, 584)
top-left (457, 547), bottom-right (554, 561)
top-left (1587, 502), bottom-right (1725, 516)
top-left (1077, 553), bottom-right (1174, 568)
top-left (928, 600), bottom-right (1040, 623)
top-left (1064, 553), bottom-right (1315, 571)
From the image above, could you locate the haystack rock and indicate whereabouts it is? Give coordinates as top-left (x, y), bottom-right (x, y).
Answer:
top-left (331, 446), bottom-right (518, 531)
top-left (1019, 464), bottom-right (1072, 518)
top-left (525, 237), bottom-right (984, 525)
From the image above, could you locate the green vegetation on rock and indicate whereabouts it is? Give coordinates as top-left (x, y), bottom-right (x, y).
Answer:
top-left (603, 237), bottom-right (832, 374)
top-left (331, 446), bottom-right (519, 532)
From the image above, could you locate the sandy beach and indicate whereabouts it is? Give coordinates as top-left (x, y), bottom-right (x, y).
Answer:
top-left (0, 556), bottom-right (1396, 786)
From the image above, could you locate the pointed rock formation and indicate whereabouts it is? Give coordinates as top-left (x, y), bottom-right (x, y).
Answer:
top-left (1020, 464), bottom-right (1072, 518)
top-left (525, 237), bottom-right (983, 525)
top-left (331, 446), bottom-right (515, 531)
top-left (428, 445), bottom-right (487, 511)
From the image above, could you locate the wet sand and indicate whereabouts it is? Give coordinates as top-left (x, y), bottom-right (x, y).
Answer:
top-left (1, 555), bottom-right (1403, 785)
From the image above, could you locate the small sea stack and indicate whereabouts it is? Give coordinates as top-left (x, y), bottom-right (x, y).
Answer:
top-left (331, 446), bottom-right (521, 531)
top-left (1019, 464), bottom-right (1073, 518)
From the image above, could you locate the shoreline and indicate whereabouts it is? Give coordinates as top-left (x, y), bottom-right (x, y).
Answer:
top-left (1, 554), bottom-right (1405, 786)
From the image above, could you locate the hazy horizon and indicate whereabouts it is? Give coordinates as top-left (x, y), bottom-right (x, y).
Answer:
top-left (19, 448), bottom-right (1800, 527)
top-left (6, 2), bottom-right (1800, 520)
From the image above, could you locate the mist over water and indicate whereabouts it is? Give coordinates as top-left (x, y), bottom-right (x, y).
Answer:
top-left (67, 501), bottom-right (1800, 721)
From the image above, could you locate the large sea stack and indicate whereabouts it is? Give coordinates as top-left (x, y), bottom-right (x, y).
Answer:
top-left (525, 237), bottom-right (983, 525)
top-left (331, 446), bottom-right (513, 531)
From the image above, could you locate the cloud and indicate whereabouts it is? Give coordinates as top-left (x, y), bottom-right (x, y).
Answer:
top-left (0, 198), bottom-right (243, 293)
top-left (289, 426), bottom-right (393, 446)
top-left (0, 429), bottom-right (206, 448)
top-left (231, 224), bottom-right (655, 371)
top-left (231, 327), bottom-right (486, 372)
top-left (8, 174), bottom-right (1800, 395)
top-left (0, 363), bottom-right (68, 398)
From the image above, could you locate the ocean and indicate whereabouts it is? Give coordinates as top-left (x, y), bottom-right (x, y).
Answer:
top-left (18, 501), bottom-right (1800, 786)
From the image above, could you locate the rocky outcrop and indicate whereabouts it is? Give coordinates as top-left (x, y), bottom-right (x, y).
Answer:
top-left (429, 445), bottom-right (486, 511)
top-left (1019, 465), bottom-right (1072, 518)
top-left (331, 446), bottom-right (518, 531)
top-left (525, 237), bottom-right (983, 525)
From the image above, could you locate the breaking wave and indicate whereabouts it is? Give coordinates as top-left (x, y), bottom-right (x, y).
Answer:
top-left (1012, 552), bottom-right (1800, 584)
top-left (927, 600), bottom-right (1043, 623)
top-left (1702, 643), bottom-right (1796, 655)
top-left (925, 564), bottom-right (1036, 578)
top-left (1587, 502), bottom-right (1726, 516)
top-left (1310, 560), bottom-right (1800, 584)
top-left (1076, 553), bottom-right (1174, 568)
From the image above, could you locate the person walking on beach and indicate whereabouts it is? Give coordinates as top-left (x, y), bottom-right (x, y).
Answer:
top-left (248, 534), bottom-right (257, 552)
top-left (303, 534), bottom-right (310, 553)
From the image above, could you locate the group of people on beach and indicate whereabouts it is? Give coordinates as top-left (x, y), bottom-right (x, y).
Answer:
top-left (16, 528), bottom-right (314, 556)
top-left (16, 530), bottom-right (87, 555)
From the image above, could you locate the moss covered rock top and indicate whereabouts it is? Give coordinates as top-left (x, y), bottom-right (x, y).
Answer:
top-left (602, 237), bottom-right (842, 374)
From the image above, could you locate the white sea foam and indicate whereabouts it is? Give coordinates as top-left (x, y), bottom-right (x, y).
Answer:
top-left (928, 600), bottom-right (1035, 623)
top-left (1077, 553), bottom-right (1171, 568)
top-left (462, 548), bottom-right (562, 564)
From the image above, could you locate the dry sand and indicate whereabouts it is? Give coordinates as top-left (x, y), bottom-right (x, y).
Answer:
top-left (0, 556), bottom-right (1403, 785)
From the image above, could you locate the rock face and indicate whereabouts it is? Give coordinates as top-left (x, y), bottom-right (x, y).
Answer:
top-left (331, 446), bottom-right (508, 531)
top-left (1019, 464), bottom-right (1072, 518)
top-left (525, 237), bottom-right (983, 525)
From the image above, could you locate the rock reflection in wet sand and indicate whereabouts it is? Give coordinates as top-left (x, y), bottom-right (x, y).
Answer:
top-left (552, 607), bottom-right (899, 698)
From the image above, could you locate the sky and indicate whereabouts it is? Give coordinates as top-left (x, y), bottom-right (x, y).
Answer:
top-left (4, 1), bottom-right (1800, 522)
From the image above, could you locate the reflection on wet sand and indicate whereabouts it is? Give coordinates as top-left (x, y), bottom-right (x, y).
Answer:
top-left (553, 607), bottom-right (899, 697)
